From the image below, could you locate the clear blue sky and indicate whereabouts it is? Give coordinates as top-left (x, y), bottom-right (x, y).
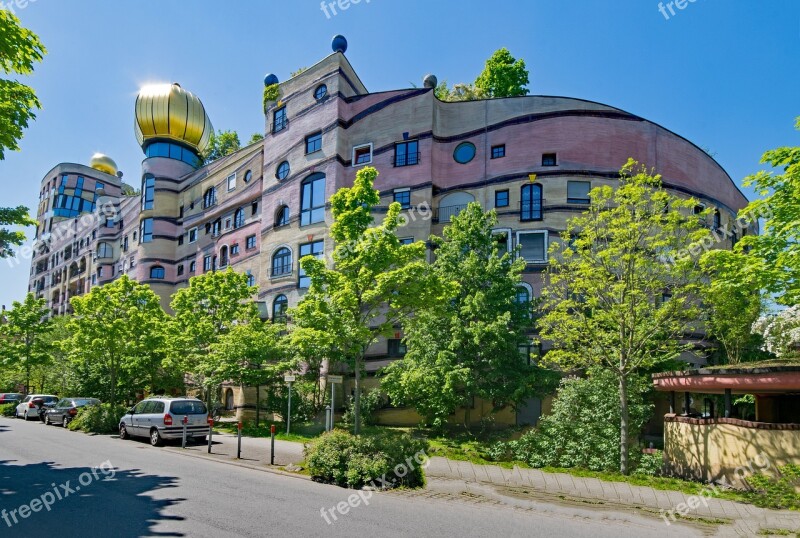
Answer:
top-left (1, 0), bottom-right (798, 308)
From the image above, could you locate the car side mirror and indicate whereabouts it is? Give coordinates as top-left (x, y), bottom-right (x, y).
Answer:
top-left (129, 407), bottom-right (136, 415)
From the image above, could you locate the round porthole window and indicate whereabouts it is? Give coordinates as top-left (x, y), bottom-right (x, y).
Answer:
top-left (244, 170), bottom-right (252, 183)
top-left (453, 142), bottom-right (476, 164)
top-left (314, 84), bottom-right (328, 100)
top-left (276, 161), bottom-right (290, 180)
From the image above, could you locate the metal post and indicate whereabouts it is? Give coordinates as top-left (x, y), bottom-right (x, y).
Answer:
top-left (237, 421), bottom-right (242, 459)
top-left (286, 382), bottom-right (292, 435)
top-left (330, 382), bottom-right (336, 431)
top-left (207, 418), bottom-right (213, 454)
top-left (325, 405), bottom-right (332, 432)
top-left (270, 424), bottom-right (276, 465)
top-left (181, 415), bottom-right (188, 449)
top-left (724, 389), bottom-right (732, 418)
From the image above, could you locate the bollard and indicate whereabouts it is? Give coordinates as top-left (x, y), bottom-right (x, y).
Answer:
top-left (237, 421), bottom-right (242, 459)
top-left (325, 405), bottom-right (332, 432)
top-left (181, 415), bottom-right (188, 449)
top-left (270, 424), bottom-right (276, 465)
top-left (207, 418), bottom-right (214, 454)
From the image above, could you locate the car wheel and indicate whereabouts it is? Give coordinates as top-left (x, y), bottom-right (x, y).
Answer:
top-left (63, 417), bottom-right (69, 428)
top-left (23, 411), bottom-right (28, 421)
top-left (44, 415), bottom-right (50, 425)
top-left (150, 428), bottom-right (163, 447)
top-left (119, 424), bottom-right (129, 440)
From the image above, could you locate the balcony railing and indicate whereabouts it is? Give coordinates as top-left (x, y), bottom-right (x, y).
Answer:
top-left (520, 200), bottom-right (543, 221)
top-left (433, 204), bottom-right (468, 223)
top-left (392, 152), bottom-right (421, 167)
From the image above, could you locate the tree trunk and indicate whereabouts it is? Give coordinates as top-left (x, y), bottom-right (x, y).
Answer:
top-left (619, 375), bottom-right (630, 475)
top-left (353, 355), bottom-right (361, 435)
top-left (255, 384), bottom-right (260, 428)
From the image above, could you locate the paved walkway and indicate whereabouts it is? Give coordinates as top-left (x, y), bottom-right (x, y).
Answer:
top-left (166, 429), bottom-right (305, 467)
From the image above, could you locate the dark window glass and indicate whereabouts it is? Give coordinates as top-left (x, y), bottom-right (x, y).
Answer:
top-left (518, 232), bottom-right (546, 263)
top-left (520, 184), bottom-right (542, 220)
top-left (298, 240), bottom-right (323, 288)
top-left (142, 174), bottom-right (155, 210)
top-left (314, 84), bottom-right (327, 100)
top-left (495, 190), bottom-right (509, 208)
top-left (140, 218), bottom-right (154, 243)
top-left (203, 255), bottom-right (212, 272)
top-left (453, 142), bottom-right (476, 164)
top-left (149, 266), bottom-right (165, 279)
top-left (388, 339), bottom-right (407, 357)
top-left (189, 261), bottom-right (196, 272)
top-left (170, 401), bottom-right (207, 415)
top-left (542, 153), bottom-right (557, 166)
top-left (272, 247), bottom-right (292, 276)
top-left (566, 181), bottom-right (591, 204)
top-left (177, 265), bottom-right (184, 276)
top-left (273, 294), bottom-right (288, 322)
top-left (246, 235), bottom-right (257, 250)
top-left (244, 170), bottom-right (253, 183)
top-left (203, 187), bottom-right (216, 209)
top-left (300, 173), bottom-right (326, 225)
top-left (393, 190), bottom-right (411, 209)
top-left (276, 205), bottom-right (290, 227)
top-left (234, 208), bottom-right (245, 228)
top-left (273, 107), bottom-right (287, 133)
top-left (305, 132), bottom-right (322, 154)
top-left (399, 237), bottom-right (414, 245)
top-left (354, 145), bottom-right (372, 164)
top-left (394, 140), bottom-right (419, 167)
top-left (252, 201), bottom-right (259, 215)
top-left (276, 161), bottom-right (290, 180)
top-left (491, 145), bottom-right (506, 159)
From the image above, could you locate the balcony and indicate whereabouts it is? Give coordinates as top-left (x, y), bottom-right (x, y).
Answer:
top-left (520, 200), bottom-right (544, 222)
top-left (392, 152), bottom-right (421, 167)
top-left (433, 204), bottom-right (468, 223)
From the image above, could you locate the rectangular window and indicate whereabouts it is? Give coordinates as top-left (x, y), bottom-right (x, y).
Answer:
top-left (189, 261), bottom-right (196, 273)
top-left (495, 190), bottom-right (509, 208)
top-left (251, 200), bottom-right (259, 216)
top-left (388, 339), bottom-right (407, 357)
top-left (224, 217), bottom-right (232, 230)
top-left (542, 153), bottom-right (557, 166)
top-left (203, 255), bottom-right (212, 273)
top-left (493, 229), bottom-right (511, 253)
top-left (140, 218), bottom-right (153, 243)
top-left (298, 240), bottom-right (324, 288)
top-left (393, 189), bottom-right (411, 209)
top-left (179, 205), bottom-right (184, 218)
top-left (305, 132), bottom-right (322, 154)
top-left (231, 244), bottom-right (240, 255)
top-left (122, 236), bottom-right (129, 252)
top-left (352, 144), bottom-right (373, 166)
top-left (227, 173), bottom-right (236, 192)
top-left (491, 145), bottom-right (506, 159)
top-left (177, 235), bottom-right (184, 246)
top-left (567, 181), bottom-right (591, 204)
top-left (517, 231), bottom-right (547, 263)
top-left (246, 235), bottom-right (256, 250)
top-left (272, 107), bottom-right (287, 133)
top-left (177, 265), bottom-right (184, 276)
top-left (394, 140), bottom-right (419, 167)
top-left (399, 237), bottom-right (414, 245)
top-left (189, 227), bottom-right (198, 243)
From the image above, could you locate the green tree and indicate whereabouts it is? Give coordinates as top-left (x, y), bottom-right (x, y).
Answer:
top-left (700, 250), bottom-right (764, 364)
top-left (0, 205), bottom-right (36, 258)
top-left (31, 315), bottom-right (76, 395)
top-left (248, 133), bottom-right (264, 144)
top-left (202, 130), bottom-right (241, 164)
top-left (383, 203), bottom-right (558, 429)
top-left (0, 10), bottom-right (46, 160)
top-left (290, 166), bottom-right (442, 434)
top-left (0, 293), bottom-right (52, 393)
top-left (537, 160), bottom-right (710, 474)
top-left (434, 80), bottom-right (487, 102)
top-left (67, 276), bottom-right (166, 405)
top-left (474, 47), bottom-right (529, 98)
top-left (167, 269), bottom-right (259, 403)
top-left (738, 118), bottom-right (800, 305)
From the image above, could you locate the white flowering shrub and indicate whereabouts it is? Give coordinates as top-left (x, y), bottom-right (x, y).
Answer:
top-left (752, 305), bottom-right (800, 358)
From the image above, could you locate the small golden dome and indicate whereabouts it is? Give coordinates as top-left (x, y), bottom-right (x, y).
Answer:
top-left (89, 153), bottom-right (118, 175)
top-left (134, 82), bottom-right (213, 154)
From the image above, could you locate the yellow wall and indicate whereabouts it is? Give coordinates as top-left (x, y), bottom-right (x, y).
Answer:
top-left (664, 418), bottom-right (800, 487)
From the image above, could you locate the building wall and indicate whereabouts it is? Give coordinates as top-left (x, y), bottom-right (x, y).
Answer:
top-left (663, 416), bottom-right (800, 487)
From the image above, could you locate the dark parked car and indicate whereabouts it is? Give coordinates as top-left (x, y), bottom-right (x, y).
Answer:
top-left (0, 393), bottom-right (23, 404)
top-left (45, 398), bottom-right (101, 427)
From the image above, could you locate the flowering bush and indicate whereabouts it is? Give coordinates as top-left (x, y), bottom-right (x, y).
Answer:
top-left (752, 305), bottom-right (800, 358)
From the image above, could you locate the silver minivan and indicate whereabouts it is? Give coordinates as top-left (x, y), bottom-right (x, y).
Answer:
top-left (118, 397), bottom-right (209, 446)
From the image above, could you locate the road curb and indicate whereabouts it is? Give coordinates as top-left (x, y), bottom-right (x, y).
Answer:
top-left (162, 446), bottom-right (312, 482)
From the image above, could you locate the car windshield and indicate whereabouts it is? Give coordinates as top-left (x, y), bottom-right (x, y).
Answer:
top-left (170, 401), bottom-right (207, 415)
top-left (73, 399), bottom-right (98, 407)
top-left (42, 396), bottom-right (59, 403)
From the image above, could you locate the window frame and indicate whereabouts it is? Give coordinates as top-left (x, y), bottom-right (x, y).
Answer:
top-left (495, 189), bottom-right (509, 208)
top-left (149, 265), bottom-right (165, 279)
top-left (298, 240), bottom-right (324, 288)
top-left (227, 173), bottom-right (236, 192)
top-left (188, 227), bottom-right (198, 243)
top-left (272, 107), bottom-right (287, 133)
top-left (394, 140), bottom-right (419, 167)
top-left (393, 188), bottom-right (411, 209)
top-left (520, 183), bottom-right (543, 221)
top-left (305, 132), bottom-right (322, 154)
top-left (566, 180), bottom-right (591, 205)
top-left (246, 235), bottom-right (257, 250)
top-left (491, 144), bottom-right (506, 159)
top-left (271, 247), bottom-right (293, 277)
top-left (276, 161), bottom-right (290, 180)
top-left (300, 173), bottom-right (326, 226)
top-left (453, 142), bottom-right (476, 164)
top-left (352, 143), bottom-right (373, 166)
top-left (541, 153), bottom-right (557, 166)
top-left (516, 230), bottom-right (548, 264)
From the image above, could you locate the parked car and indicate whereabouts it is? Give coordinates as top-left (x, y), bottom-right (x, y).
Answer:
top-left (0, 393), bottom-right (23, 404)
top-left (15, 395), bottom-right (59, 420)
top-left (119, 397), bottom-right (209, 447)
top-left (44, 398), bottom-right (101, 427)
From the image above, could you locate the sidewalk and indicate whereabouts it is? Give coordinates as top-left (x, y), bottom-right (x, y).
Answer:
top-left (166, 429), bottom-right (306, 467)
top-left (425, 457), bottom-right (800, 536)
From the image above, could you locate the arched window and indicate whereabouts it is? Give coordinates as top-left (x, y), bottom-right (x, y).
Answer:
top-left (225, 388), bottom-right (235, 410)
top-left (300, 173), bottom-right (325, 226)
top-left (234, 207), bottom-right (245, 229)
top-left (521, 184), bottom-right (543, 221)
top-left (272, 247), bottom-right (292, 276)
top-left (219, 245), bottom-right (229, 268)
top-left (515, 285), bottom-right (530, 305)
top-left (275, 205), bottom-right (290, 227)
top-left (97, 242), bottom-right (112, 258)
top-left (141, 174), bottom-right (155, 210)
top-left (273, 294), bottom-right (288, 322)
top-left (203, 187), bottom-right (217, 209)
top-left (150, 265), bottom-right (165, 279)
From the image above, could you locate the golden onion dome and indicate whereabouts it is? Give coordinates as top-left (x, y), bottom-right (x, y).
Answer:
top-left (134, 82), bottom-right (213, 154)
top-left (89, 153), bottom-right (118, 175)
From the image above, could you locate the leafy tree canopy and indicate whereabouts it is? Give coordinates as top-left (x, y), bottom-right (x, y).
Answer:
top-left (202, 130), bottom-right (241, 164)
top-left (0, 205), bottom-right (36, 258)
top-left (0, 293), bottom-right (52, 393)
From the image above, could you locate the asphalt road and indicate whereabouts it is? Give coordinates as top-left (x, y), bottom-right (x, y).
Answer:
top-left (0, 417), bottom-right (699, 538)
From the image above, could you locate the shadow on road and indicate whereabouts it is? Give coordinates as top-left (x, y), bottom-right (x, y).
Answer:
top-left (0, 459), bottom-right (185, 537)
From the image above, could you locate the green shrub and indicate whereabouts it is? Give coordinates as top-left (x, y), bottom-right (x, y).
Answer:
top-left (68, 403), bottom-right (127, 434)
top-left (745, 465), bottom-right (800, 510)
top-left (505, 370), bottom-right (653, 472)
top-left (0, 403), bottom-right (16, 417)
top-left (633, 450), bottom-right (664, 477)
top-left (341, 389), bottom-right (384, 428)
top-left (305, 430), bottom-right (429, 489)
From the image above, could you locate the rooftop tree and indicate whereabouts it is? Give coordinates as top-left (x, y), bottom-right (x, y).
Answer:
top-left (537, 160), bottom-right (710, 475)
top-left (290, 166), bottom-right (443, 434)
